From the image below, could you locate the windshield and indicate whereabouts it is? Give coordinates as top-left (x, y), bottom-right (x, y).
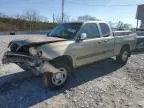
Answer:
top-left (48, 23), bottom-right (82, 40)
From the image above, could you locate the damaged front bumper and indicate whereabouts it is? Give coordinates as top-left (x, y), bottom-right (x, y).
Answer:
top-left (2, 51), bottom-right (35, 64)
top-left (2, 51), bottom-right (60, 74)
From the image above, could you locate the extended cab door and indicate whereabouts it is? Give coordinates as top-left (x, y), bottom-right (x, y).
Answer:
top-left (98, 23), bottom-right (115, 58)
top-left (75, 23), bottom-right (104, 66)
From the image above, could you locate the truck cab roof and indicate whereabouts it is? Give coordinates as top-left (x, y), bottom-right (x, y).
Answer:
top-left (65, 21), bottom-right (107, 24)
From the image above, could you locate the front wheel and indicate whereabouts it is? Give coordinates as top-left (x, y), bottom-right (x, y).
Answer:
top-left (43, 62), bottom-right (71, 90)
top-left (116, 47), bottom-right (130, 65)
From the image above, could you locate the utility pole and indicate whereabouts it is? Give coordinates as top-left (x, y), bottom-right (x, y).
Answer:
top-left (53, 13), bottom-right (55, 24)
top-left (62, 0), bottom-right (64, 23)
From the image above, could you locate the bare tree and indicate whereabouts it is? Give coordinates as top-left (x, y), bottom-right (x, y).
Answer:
top-left (115, 21), bottom-right (132, 30)
top-left (15, 14), bottom-right (25, 21)
top-left (123, 24), bottom-right (132, 30)
top-left (77, 15), bottom-right (99, 21)
top-left (40, 16), bottom-right (49, 22)
top-left (0, 11), bottom-right (52, 31)
top-left (108, 21), bottom-right (113, 27)
top-left (23, 10), bottom-right (40, 21)
top-left (54, 14), bottom-right (70, 23)
top-left (22, 9), bottom-right (41, 31)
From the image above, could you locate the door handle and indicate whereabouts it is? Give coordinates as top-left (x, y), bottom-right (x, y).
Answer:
top-left (98, 41), bottom-right (102, 44)
top-left (103, 40), bottom-right (108, 42)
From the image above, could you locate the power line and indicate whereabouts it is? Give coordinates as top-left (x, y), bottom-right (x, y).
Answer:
top-left (67, 0), bottom-right (138, 7)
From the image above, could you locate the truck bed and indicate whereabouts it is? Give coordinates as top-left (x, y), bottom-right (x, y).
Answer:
top-left (113, 31), bottom-right (131, 36)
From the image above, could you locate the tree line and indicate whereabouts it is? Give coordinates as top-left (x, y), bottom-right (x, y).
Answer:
top-left (0, 10), bottom-right (133, 32)
top-left (0, 10), bottom-right (55, 31)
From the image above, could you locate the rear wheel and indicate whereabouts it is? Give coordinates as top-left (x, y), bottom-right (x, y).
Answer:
top-left (116, 47), bottom-right (130, 65)
top-left (43, 61), bottom-right (71, 90)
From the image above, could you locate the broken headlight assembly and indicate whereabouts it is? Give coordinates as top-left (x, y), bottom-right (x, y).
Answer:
top-left (29, 47), bottom-right (42, 57)
top-left (29, 47), bottom-right (37, 55)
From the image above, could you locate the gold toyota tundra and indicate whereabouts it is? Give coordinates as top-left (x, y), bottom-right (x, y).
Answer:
top-left (2, 21), bottom-right (136, 90)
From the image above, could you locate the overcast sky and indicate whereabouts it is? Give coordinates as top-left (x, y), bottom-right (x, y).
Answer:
top-left (0, 0), bottom-right (143, 26)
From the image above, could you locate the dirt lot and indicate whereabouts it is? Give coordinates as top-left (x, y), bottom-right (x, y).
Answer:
top-left (0, 35), bottom-right (144, 108)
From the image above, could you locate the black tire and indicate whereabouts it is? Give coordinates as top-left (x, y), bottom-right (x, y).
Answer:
top-left (43, 61), bottom-right (71, 90)
top-left (116, 47), bottom-right (130, 65)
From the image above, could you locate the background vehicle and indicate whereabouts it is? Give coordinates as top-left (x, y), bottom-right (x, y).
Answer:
top-left (2, 21), bottom-right (136, 90)
top-left (135, 31), bottom-right (144, 49)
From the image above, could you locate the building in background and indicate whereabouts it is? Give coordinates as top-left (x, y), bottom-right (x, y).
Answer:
top-left (136, 4), bottom-right (144, 30)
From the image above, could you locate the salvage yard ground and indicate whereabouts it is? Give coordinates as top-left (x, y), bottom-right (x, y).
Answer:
top-left (0, 35), bottom-right (144, 108)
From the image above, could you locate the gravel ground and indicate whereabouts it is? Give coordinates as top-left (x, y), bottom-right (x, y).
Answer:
top-left (0, 35), bottom-right (144, 108)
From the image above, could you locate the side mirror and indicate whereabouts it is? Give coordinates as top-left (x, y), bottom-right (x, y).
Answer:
top-left (80, 33), bottom-right (87, 40)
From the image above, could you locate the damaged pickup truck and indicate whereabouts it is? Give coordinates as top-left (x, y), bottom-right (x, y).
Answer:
top-left (2, 21), bottom-right (136, 90)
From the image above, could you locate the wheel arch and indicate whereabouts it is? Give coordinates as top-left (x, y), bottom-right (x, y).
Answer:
top-left (50, 55), bottom-right (74, 69)
top-left (120, 44), bottom-right (131, 56)
top-left (121, 44), bottom-right (130, 50)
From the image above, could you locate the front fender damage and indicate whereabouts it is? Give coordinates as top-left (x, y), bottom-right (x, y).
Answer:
top-left (39, 61), bottom-right (60, 73)
top-left (2, 51), bottom-right (60, 74)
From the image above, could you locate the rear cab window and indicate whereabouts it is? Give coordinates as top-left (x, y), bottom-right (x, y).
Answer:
top-left (80, 23), bottom-right (100, 39)
top-left (99, 23), bottom-right (111, 37)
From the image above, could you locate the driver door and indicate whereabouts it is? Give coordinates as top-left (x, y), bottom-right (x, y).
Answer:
top-left (75, 23), bottom-right (103, 67)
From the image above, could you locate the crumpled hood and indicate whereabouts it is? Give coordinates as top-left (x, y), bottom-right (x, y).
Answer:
top-left (9, 36), bottom-right (67, 47)
top-left (25, 36), bottom-right (66, 43)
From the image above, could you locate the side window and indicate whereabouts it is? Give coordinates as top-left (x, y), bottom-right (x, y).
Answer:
top-left (80, 23), bottom-right (100, 39)
top-left (99, 23), bottom-right (111, 37)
